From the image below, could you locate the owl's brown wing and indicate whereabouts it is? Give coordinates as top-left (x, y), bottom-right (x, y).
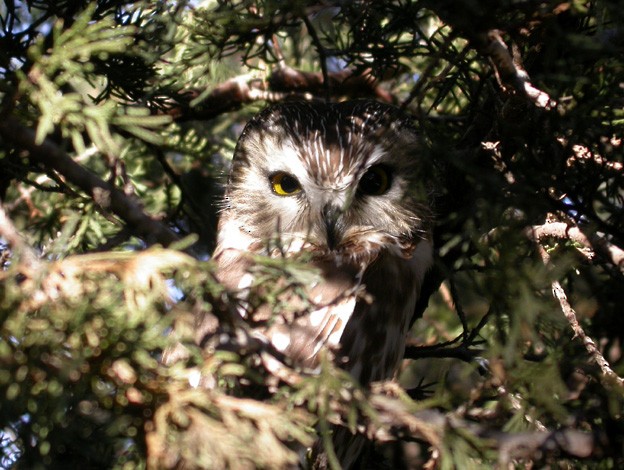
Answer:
top-left (338, 239), bottom-right (433, 384)
top-left (312, 242), bottom-right (433, 470)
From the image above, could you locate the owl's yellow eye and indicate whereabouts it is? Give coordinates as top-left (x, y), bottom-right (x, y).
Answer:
top-left (270, 172), bottom-right (302, 196)
top-left (358, 165), bottom-right (391, 196)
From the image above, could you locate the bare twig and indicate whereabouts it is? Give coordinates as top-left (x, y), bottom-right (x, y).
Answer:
top-left (476, 30), bottom-right (556, 109)
top-left (0, 117), bottom-right (181, 248)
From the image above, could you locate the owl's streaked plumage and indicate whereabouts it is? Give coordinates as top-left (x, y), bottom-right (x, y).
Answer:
top-left (214, 100), bottom-right (433, 466)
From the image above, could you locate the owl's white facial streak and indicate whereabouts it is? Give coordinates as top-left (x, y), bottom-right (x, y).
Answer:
top-left (218, 100), bottom-right (432, 263)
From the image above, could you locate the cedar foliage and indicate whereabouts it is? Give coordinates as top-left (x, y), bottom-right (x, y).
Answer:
top-left (0, 0), bottom-right (623, 468)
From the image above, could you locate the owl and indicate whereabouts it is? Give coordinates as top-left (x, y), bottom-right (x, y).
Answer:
top-left (213, 100), bottom-right (433, 466)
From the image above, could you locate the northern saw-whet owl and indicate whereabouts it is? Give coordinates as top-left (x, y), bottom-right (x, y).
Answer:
top-left (214, 100), bottom-right (433, 466)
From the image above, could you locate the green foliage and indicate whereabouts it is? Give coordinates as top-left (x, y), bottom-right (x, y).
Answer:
top-left (1, 0), bottom-right (624, 468)
top-left (0, 249), bottom-right (190, 466)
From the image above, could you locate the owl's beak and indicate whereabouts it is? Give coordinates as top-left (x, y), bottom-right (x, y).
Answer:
top-left (322, 203), bottom-right (344, 251)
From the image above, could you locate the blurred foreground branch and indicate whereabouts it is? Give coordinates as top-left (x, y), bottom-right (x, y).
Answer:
top-left (0, 204), bottom-right (39, 269)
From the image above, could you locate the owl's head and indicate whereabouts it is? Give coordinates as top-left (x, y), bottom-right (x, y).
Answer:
top-left (217, 100), bottom-right (432, 262)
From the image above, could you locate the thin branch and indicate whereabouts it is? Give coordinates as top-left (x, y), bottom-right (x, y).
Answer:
top-left (152, 146), bottom-right (207, 235)
top-left (0, 117), bottom-right (181, 248)
top-left (302, 15), bottom-right (330, 102)
top-left (90, 228), bottom-right (133, 252)
top-left (366, 388), bottom-right (603, 463)
top-left (567, 141), bottom-right (624, 176)
top-left (404, 341), bottom-right (483, 363)
top-left (476, 30), bottom-right (556, 109)
top-left (448, 276), bottom-right (469, 340)
top-left (531, 230), bottom-right (624, 388)
top-left (400, 32), bottom-right (458, 110)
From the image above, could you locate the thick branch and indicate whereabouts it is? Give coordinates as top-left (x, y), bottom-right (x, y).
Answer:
top-left (168, 74), bottom-right (274, 121)
top-left (422, 1), bottom-right (555, 109)
top-left (169, 67), bottom-right (392, 122)
top-left (269, 66), bottom-right (392, 102)
top-left (0, 117), bottom-right (180, 247)
top-left (531, 221), bottom-right (624, 272)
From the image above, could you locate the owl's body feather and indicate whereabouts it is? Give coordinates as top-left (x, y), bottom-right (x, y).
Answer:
top-left (214, 100), bottom-right (433, 467)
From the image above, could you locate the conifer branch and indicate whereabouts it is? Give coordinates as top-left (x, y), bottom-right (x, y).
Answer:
top-left (368, 386), bottom-right (603, 463)
top-left (566, 141), bottom-right (624, 176)
top-left (0, 117), bottom-right (180, 247)
top-left (423, 2), bottom-right (556, 108)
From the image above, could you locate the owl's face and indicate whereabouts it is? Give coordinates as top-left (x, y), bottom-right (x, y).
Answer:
top-left (218, 100), bottom-right (431, 262)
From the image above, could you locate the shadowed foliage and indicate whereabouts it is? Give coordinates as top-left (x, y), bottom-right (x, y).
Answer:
top-left (0, 1), bottom-right (623, 468)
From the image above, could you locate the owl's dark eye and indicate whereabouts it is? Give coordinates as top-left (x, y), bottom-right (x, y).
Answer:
top-left (270, 172), bottom-right (302, 196)
top-left (358, 165), bottom-right (391, 196)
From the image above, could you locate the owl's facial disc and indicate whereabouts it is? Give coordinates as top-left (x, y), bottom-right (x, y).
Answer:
top-left (319, 165), bottom-right (393, 251)
top-left (220, 100), bottom-right (430, 263)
